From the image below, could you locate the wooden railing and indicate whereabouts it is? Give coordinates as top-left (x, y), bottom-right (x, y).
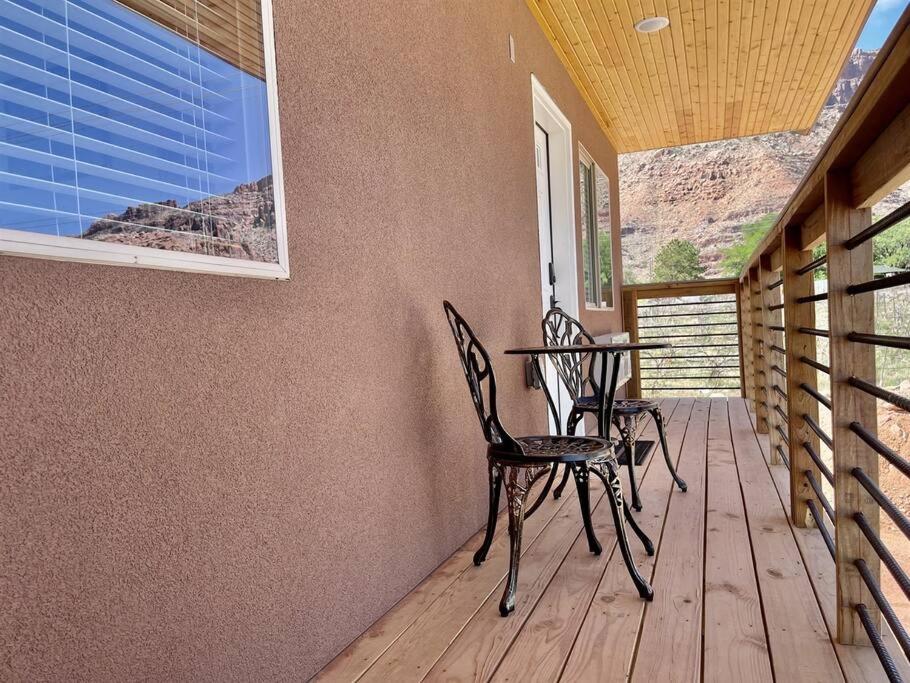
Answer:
top-left (620, 8), bottom-right (910, 675)
top-left (736, 7), bottom-right (910, 677)
top-left (621, 279), bottom-right (744, 398)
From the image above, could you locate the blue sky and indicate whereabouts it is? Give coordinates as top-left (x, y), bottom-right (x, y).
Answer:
top-left (857, 0), bottom-right (909, 49)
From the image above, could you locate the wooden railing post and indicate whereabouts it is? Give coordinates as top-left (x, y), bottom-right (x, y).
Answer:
top-left (622, 287), bottom-right (641, 398)
top-left (749, 267), bottom-right (770, 434)
top-left (825, 169), bottom-right (880, 645)
top-left (738, 278), bottom-right (755, 407)
top-left (782, 224), bottom-right (821, 527)
top-left (759, 255), bottom-right (784, 464)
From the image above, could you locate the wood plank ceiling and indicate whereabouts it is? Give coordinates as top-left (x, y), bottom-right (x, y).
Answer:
top-left (526, 0), bottom-right (876, 152)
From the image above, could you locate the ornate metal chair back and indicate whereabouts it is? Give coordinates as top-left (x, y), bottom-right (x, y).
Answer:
top-left (541, 307), bottom-right (599, 400)
top-left (443, 301), bottom-right (522, 454)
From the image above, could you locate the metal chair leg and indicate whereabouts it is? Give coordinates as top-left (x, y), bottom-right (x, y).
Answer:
top-left (552, 464), bottom-right (572, 499)
top-left (474, 460), bottom-right (502, 565)
top-left (500, 466), bottom-right (530, 616)
top-left (571, 463), bottom-right (602, 556)
top-left (600, 460), bottom-right (653, 601)
top-left (621, 415), bottom-right (643, 511)
top-left (653, 407), bottom-right (687, 492)
top-left (592, 466), bottom-right (654, 555)
top-left (553, 411), bottom-right (582, 499)
top-left (525, 464), bottom-right (557, 518)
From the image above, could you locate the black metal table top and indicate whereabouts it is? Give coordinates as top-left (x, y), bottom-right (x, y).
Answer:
top-left (504, 342), bottom-right (670, 355)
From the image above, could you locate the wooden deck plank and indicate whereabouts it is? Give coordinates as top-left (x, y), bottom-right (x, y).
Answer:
top-left (728, 398), bottom-right (846, 682)
top-left (319, 399), bottom-right (871, 682)
top-left (313, 536), bottom-right (486, 681)
top-left (487, 399), bottom-right (686, 682)
top-left (757, 430), bottom-right (903, 682)
top-left (559, 397), bottom-right (696, 682)
top-left (313, 462), bottom-right (574, 681)
top-left (630, 398), bottom-right (711, 683)
top-left (414, 482), bottom-right (609, 683)
top-left (703, 398), bottom-right (773, 682)
top-left (358, 478), bottom-right (597, 681)
top-left (327, 471), bottom-right (580, 682)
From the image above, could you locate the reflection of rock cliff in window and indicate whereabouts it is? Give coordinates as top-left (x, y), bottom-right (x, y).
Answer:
top-left (0, 0), bottom-right (281, 265)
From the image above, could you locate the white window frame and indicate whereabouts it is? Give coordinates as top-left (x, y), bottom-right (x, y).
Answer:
top-left (578, 145), bottom-right (616, 311)
top-left (0, 0), bottom-right (290, 280)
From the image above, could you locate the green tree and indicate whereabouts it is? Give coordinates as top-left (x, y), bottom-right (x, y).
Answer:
top-left (873, 218), bottom-right (910, 270)
top-left (808, 216), bottom-right (910, 279)
top-left (652, 239), bottom-right (706, 282)
top-left (598, 230), bottom-right (613, 294)
top-left (719, 213), bottom-right (777, 276)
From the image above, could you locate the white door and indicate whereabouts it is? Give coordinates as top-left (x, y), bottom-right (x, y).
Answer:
top-left (533, 122), bottom-right (577, 434)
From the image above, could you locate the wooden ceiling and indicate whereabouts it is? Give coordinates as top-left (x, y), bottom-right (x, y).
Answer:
top-left (117, 0), bottom-right (265, 79)
top-left (526, 0), bottom-right (876, 152)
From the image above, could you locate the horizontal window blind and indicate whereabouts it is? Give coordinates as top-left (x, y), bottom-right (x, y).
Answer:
top-left (0, 0), bottom-right (278, 262)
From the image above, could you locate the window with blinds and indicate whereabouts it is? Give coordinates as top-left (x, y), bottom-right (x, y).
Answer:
top-left (0, 0), bottom-right (287, 277)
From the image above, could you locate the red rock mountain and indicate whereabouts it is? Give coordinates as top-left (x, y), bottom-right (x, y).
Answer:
top-left (82, 175), bottom-right (277, 263)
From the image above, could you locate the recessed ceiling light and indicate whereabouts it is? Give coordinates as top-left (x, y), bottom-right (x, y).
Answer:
top-left (634, 16), bottom-right (670, 33)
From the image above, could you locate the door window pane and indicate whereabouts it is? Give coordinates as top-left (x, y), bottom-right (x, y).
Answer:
top-left (579, 151), bottom-right (614, 308)
top-left (579, 158), bottom-right (598, 305)
top-left (595, 164), bottom-right (614, 308)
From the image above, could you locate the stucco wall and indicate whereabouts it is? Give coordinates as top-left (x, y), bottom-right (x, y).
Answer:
top-left (0, 1), bottom-right (623, 678)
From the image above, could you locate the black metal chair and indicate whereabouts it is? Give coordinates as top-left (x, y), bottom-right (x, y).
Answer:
top-left (541, 307), bottom-right (687, 510)
top-left (443, 301), bottom-right (653, 616)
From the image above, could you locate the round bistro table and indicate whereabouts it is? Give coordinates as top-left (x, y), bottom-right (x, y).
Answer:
top-left (504, 342), bottom-right (670, 438)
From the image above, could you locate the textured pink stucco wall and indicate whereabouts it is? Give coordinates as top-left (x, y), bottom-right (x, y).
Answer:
top-left (0, 1), bottom-right (622, 678)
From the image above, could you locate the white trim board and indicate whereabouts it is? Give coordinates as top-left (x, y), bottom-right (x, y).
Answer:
top-left (577, 143), bottom-right (617, 312)
top-left (531, 74), bottom-right (579, 320)
top-left (531, 74), bottom-right (581, 435)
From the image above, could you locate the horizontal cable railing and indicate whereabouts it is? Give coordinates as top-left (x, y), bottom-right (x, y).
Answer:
top-left (806, 469), bottom-right (835, 522)
top-left (737, 100), bottom-right (910, 678)
top-left (843, 197), bottom-right (910, 250)
top-left (777, 445), bottom-right (790, 469)
top-left (727, 29), bottom-right (910, 673)
top-left (800, 356), bottom-right (830, 374)
top-left (800, 383), bottom-right (832, 410)
top-left (623, 284), bottom-right (744, 398)
top-left (848, 378), bottom-right (910, 412)
top-left (804, 413), bottom-right (833, 450)
top-left (803, 441), bottom-right (834, 485)
top-left (796, 254), bottom-right (828, 276)
top-left (797, 292), bottom-right (828, 304)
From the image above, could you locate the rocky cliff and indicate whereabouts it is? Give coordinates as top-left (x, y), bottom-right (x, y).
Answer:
top-left (82, 175), bottom-right (277, 263)
top-left (619, 49), bottom-right (908, 281)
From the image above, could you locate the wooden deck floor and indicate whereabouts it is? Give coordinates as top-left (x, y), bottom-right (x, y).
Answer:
top-left (316, 398), bottom-right (897, 682)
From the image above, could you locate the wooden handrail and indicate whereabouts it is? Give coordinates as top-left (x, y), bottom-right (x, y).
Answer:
top-left (622, 278), bottom-right (739, 298)
top-left (732, 3), bottom-right (910, 662)
top-left (628, 11), bottom-right (910, 664)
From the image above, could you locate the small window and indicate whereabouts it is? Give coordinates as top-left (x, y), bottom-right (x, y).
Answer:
top-left (0, 0), bottom-right (288, 278)
top-left (579, 148), bottom-right (614, 309)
